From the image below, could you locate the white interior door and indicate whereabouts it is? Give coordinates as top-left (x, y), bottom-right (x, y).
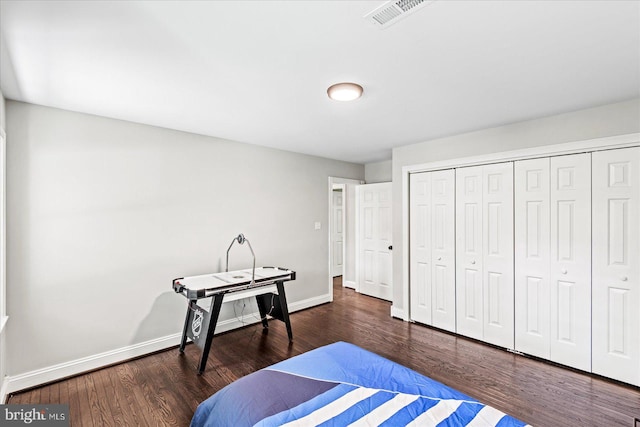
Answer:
top-left (409, 170), bottom-right (455, 331)
top-left (410, 172), bottom-right (432, 325)
top-left (357, 182), bottom-right (392, 301)
top-left (456, 166), bottom-right (484, 341)
top-left (331, 189), bottom-right (344, 277)
top-left (515, 158), bottom-right (551, 358)
top-left (430, 170), bottom-right (456, 331)
top-left (549, 153), bottom-right (591, 371)
top-left (482, 162), bottom-right (514, 349)
top-left (592, 147), bottom-right (640, 386)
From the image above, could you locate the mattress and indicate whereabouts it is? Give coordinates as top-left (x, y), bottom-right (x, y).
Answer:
top-left (191, 341), bottom-right (531, 426)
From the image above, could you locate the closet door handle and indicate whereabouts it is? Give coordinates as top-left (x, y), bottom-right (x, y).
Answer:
top-left (621, 276), bottom-right (628, 282)
top-left (471, 260), bottom-right (476, 265)
top-left (437, 256), bottom-right (442, 261)
top-left (561, 269), bottom-right (567, 275)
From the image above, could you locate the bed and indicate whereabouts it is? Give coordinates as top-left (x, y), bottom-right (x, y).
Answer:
top-left (191, 341), bottom-right (531, 426)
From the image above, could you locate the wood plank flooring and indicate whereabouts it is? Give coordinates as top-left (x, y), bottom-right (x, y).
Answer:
top-left (7, 278), bottom-right (640, 426)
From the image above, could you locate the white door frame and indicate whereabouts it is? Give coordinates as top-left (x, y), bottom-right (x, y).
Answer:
top-left (0, 128), bottom-right (7, 403)
top-left (400, 133), bottom-right (640, 322)
top-left (328, 177), bottom-right (363, 301)
top-left (331, 186), bottom-right (344, 278)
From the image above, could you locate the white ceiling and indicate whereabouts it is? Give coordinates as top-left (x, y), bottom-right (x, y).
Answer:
top-left (1, 1), bottom-right (638, 164)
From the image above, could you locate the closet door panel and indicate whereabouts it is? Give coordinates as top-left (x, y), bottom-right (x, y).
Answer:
top-left (549, 153), bottom-right (591, 371)
top-left (456, 166), bottom-right (484, 340)
top-left (515, 158), bottom-right (550, 358)
top-left (482, 162), bottom-right (514, 349)
top-left (592, 147), bottom-right (640, 386)
top-left (410, 172), bottom-right (432, 325)
top-left (431, 169), bottom-right (456, 332)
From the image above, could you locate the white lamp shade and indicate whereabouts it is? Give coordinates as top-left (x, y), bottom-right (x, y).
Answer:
top-left (327, 82), bottom-right (363, 101)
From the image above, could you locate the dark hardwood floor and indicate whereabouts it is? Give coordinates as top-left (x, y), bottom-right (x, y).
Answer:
top-left (8, 277), bottom-right (640, 426)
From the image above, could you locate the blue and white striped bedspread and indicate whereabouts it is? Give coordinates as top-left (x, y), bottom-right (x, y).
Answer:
top-left (191, 341), bottom-right (531, 427)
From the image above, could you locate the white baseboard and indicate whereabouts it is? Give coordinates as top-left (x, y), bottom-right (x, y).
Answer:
top-left (1, 376), bottom-right (8, 403)
top-left (390, 305), bottom-right (406, 321)
top-left (0, 316), bottom-right (8, 334)
top-left (5, 333), bottom-right (183, 394)
top-left (4, 293), bottom-right (331, 394)
top-left (343, 280), bottom-right (356, 289)
top-left (289, 293), bottom-right (332, 313)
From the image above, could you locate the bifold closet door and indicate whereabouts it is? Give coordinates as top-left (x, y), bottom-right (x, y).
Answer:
top-left (549, 153), bottom-right (591, 371)
top-left (410, 170), bottom-right (456, 332)
top-left (456, 162), bottom-right (514, 348)
top-left (514, 158), bottom-right (551, 359)
top-left (514, 154), bottom-right (591, 370)
top-left (456, 166), bottom-right (484, 341)
top-left (592, 147), bottom-right (640, 386)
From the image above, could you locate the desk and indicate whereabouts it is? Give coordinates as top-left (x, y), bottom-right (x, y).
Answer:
top-left (173, 267), bottom-right (296, 374)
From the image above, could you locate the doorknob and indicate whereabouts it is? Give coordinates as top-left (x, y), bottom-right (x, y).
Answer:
top-left (471, 260), bottom-right (476, 265)
top-left (621, 276), bottom-right (628, 282)
top-left (388, 245), bottom-right (393, 250)
top-left (561, 268), bottom-right (567, 275)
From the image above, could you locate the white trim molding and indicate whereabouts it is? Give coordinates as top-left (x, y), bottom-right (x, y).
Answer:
top-left (1, 376), bottom-right (8, 404)
top-left (4, 293), bottom-right (330, 394)
top-left (390, 305), bottom-right (405, 320)
top-left (5, 333), bottom-right (182, 395)
top-left (401, 132), bottom-right (640, 323)
top-left (403, 133), bottom-right (640, 175)
top-left (0, 129), bottom-right (6, 404)
top-left (343, 280), bottom-right (356, 289)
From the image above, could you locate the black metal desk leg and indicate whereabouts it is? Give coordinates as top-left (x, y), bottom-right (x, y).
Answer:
top-left (198, 294), bottom-right (224, 375)
top-left (179, 300), bottom-right (195, 353)
top-left (276, 281), bottom-right (293, 342)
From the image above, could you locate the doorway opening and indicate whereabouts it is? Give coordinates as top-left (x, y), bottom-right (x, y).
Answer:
top-left (327, 177), bottom-right (362, 301)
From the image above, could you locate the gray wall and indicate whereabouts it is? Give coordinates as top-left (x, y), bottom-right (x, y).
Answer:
top-left (392, 98), bottom-right (640, 311)
top-left (364, 160), bottom-right (392, 183)
top-left (5, 101), bottom-right (364, 376)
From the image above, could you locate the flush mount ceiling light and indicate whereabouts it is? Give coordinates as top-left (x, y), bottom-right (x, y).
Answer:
top-left (327, 82), bottom-right (364, 101)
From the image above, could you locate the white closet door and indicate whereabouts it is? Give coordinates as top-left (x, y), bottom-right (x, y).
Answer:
top-left (592, 147), bottom-right (640, 386)
top-left (515, 158), bottom-right (550, 358)
top-left (549, 153), bottom-right (591, 371)
top-left (456, 166), bottom-right (485, 341)
top-left (456, 163), bottom-right (514, 347)
top-left (410, 172), bottom-right (433, 325)
top-left (358, 183), bottom-right (393, 301)
top-left (409, 170), bottom-right (456, 332)
top-left (431, 170), bottom-right (456, 332)
top-left (482, 162), bottom-right (514, 349)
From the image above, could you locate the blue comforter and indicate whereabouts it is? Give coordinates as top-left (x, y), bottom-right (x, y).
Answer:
top-left (191, 342), bottom-right (530, 426)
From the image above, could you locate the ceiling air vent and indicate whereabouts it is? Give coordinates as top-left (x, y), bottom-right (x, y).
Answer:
top-left (365, 0), bottom-right (435, 28)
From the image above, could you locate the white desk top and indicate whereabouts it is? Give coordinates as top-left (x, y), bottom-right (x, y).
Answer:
top-left (174, 267), bottom-right (295, 298)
